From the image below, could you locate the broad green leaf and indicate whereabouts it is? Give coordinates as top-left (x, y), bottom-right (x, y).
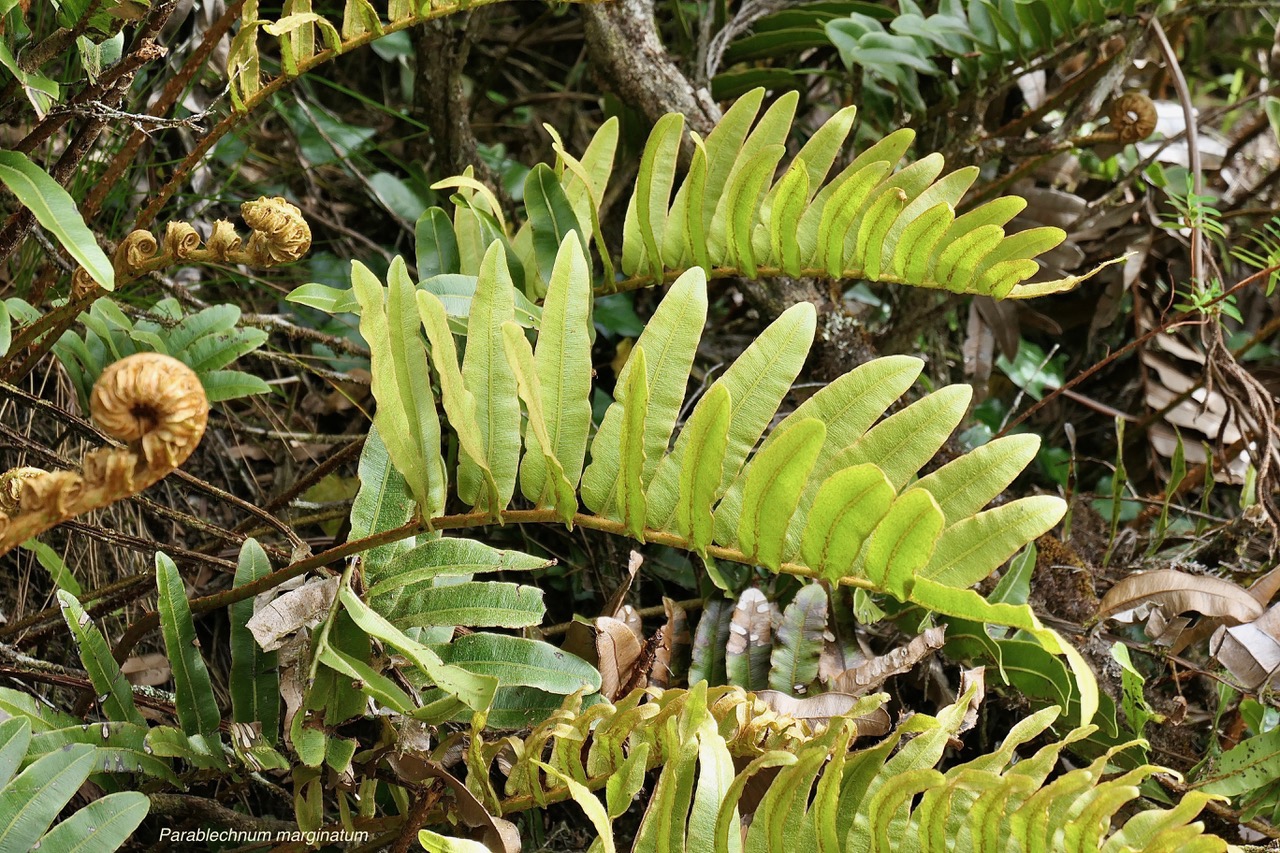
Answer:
top-left (22, 540), bottom-right (80, 595)
top-left (921, 495), bottom-right (1065, 589)
top-left (881, 166), bottom-right (979, 264)
top-left (0, 719), bottom-right (29, 790)
top-left (418, 288), bottom-right (499, 512)
top-left (800, 464), bottom-right (895, 581)
top-left (734, 418), bottom-right (826, 570)
top-left (683, 135), bottom-right (711, 273)
top-left (535, 762), bottom-right (617, 853)
top-left (769, 583), bottom-right (829, 693)
top-left (935, 223), bottom-right (1005, 291)
top-left (0, 744), bottom-right (95, 851)
top-left (1196, 726), bottom-right (1280, 797)
top-left (582, 268), bottom-right (708, 512)
top-left (910, 579), bottom-right (1098, 725)
top-left (675, 384), bottom-right (733, 554)
top-left (787, 104), bottom-right (858, 203)
top-left (0, 39), bottom-right (60, 117)
top-left (708, 90), bottom-right (799, 258)
top-left (520, 237), bottom-right (592, 503)
top-left (624, 112), bottom-right (684, 278)
top-left (936, 195), bottom-right (1024, 246)
top-left (909, 433), bottom-right (1041, 524)
top-left (648, 302), bottom-right (816, 532)
top-left (549, 116), bottom-right (618, 244)
top-left (340, 587), bottom-right (496, 712)
top-left (633, 738), bottom-right (699, 852)
top-left (367, 537), bottom-right (550, 604)
top-left (285, 282), bottom-right (358, 313)
top-left (864, 489), bottom-right (945, 600)
top-left (199, 370), bottom-right (271, 402)
top-left (616, 345), bottom-right (650, 540)
top-left (972, 226), bottom-right (1064, 291)
top-left (36, 792), bottom-right (149, 853)
top-left (155, 553), bottom-right (222, 740)
top-left (467, 686), bottom-right (603, 728)
top-left (831, 384), bottom-right (972, 489)
top-left (725, 143), bottom-right (786, 277)
top-left (348, 425), bottom-right (418, 583)
top-left (799, 127), bottom-right (914, 262)
top-left (418, 273), bottom-right (542, 330)
top-left (435, 634), bottom-right (600, 695)
top-left (503, 322), bottom-right (577, 524)
top-left (387, 581), bottom-right (545, 629)
top-left (458, 244), bottom-right (522, 513)
top-left (897, 202), bottom-right (957, 283)
top-left (697, 89), bottom-right (766, 249)
top-left (769, 160), bottom-right (811, 275)
top-left (0, 151), bottom-right (113, 290)
top-left (815, 161), bottom-right (892, 275)
top-left (714, 752), bottom-right (798, 853)
top-left (0, 300), bottom-right (10, 358)
top-left (764, 354), bottom-right (922, 556)
top-left (56, 592), bottom-right (144, 726)
top-left (415, 207), bottom-right (461, 278)
top-left (853, 184), bottom-right (909, 280)
top-left (686, 716), bottom-right (736, 852)
top-left (351, 259), bottom-right (444, 516)
top-left (230, 539), bottom-right (279, 742)
top-left (525, 162), bottom-right (588, 282)
top-left (317, 642), bottom-right (416, 715)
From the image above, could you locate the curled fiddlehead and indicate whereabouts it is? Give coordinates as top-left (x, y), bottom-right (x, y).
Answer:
top-left (112, 196), bottom-right (311, 281)
top-left (0, 353), bottom-right (209, 556)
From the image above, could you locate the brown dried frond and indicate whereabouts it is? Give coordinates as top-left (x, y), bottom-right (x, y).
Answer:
top-left (0, 353), bottom-right (209, 557)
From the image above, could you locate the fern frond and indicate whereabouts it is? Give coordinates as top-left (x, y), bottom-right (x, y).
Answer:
top-left (320, 235), bottom-right (1096, 720)
top-left (443, 682), bottom-right (1225, 853)
top-left (343, 90), bottom-right (1119, 302)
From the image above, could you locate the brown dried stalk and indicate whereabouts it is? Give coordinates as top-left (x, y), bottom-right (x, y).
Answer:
top-left (0, 353), bottom-right (209, 557)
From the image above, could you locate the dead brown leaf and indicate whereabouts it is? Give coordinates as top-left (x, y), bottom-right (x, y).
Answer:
top-left (1096, 569), bottom-right (1264, 625)
top-left (826, 627), bottom-right (947, 696)
top-left (246, 576), bottom-right (340, 652)
top-left (754, 690), bottom-right (891, 736)
top-left (1210, 602), bottom-right (1280, 689)
top-left (120, 652), bottom-right (171, 686)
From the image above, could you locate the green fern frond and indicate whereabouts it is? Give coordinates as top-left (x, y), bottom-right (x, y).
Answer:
top-left (391, 90), bottom-right (1118, 300)
top-left (311, 233), bottom-right (1100, 722)
top-left (435, 683), bottom-right (1225, 853)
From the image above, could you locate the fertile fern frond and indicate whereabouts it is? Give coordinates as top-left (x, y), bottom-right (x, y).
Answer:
top-left (428, 681), bottom-right (1226, 853)
top-left (387, 89), bottom-right (1117, 302)
top-left (299, 233), bottom-right (1100, 723)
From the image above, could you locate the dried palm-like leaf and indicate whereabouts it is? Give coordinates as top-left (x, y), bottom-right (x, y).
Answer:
top-left (1096, 569), bottom-right (1264, 625)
